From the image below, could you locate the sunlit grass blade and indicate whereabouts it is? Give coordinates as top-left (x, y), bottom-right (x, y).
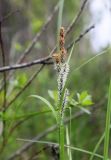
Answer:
top-left (17, 138), bottom-right (104, 159)
top-left (30, 95), bottom-right (57, 122)
top-left (103, 79), bottom-right (111, 160)
top-left (65, 145), bottom-right (104, 159)
top-left (67, 42), bottom-right (75, 64)
top-left (66, 126), bottom-right (72, 160)
top-left (74, 48), bottom-right (109, 72)
top-left (90, 133), bottom-right (105, 160)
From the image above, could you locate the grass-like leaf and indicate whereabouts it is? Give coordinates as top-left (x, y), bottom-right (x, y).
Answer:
top-left (90, 133), bottom-right (105, 160)
top-left (67, 42), bottom-right (75, 64)
top-left (103, 79), bottom-right (111, 160)
top-left (30, 95), bottom-right (58, 122)
top-left (66, 126), bottom-right (72, 160)
top-left (17, 138), bottom-right (104, 159)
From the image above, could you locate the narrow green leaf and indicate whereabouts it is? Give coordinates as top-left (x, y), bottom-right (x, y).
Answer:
top-left (65, 145), bottom-right (104, 159)
top-left (17, 139), bottom-right (104, 159)
top-left (90, 133), bottom-right (105, 160)
top-left (104, 79), bottom-right (111, 160)
top-left (66, 126), bottom-right (72, 160)
top-left (30, 95), bottom-right (57, 122)
top-left (67, 42), bottom-right (75, 64)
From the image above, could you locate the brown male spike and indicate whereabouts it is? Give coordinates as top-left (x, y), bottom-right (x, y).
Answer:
top-left (52, 26), bottom-right (67, 64)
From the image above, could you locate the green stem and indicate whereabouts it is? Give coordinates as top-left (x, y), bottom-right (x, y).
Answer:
top-left (90, 133), bottom-right (104, 160)
top-left (103, 79), bottom-right (111, 160)
top-left (59, 119), bottom-right (65, 160)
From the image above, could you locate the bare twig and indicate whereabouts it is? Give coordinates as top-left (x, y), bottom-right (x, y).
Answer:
top-left (0, 57), bottom-right (52, 72)
top-left (0, 19), bottom-right (7, 153)
top-left (67, 24), bottom-right (95, 50)
top-left (7, 99), bottom-right (105, 160)
top-left (0, 21), bottom-right (6, 108)
top-left (0, 24), bottom-right (94, 73)
top-left (17, 4), bottom-right (59, 63)
top-left (1, 10), bottom-right (20, 23)
top-left (66, 0), bottom-right (88, 35)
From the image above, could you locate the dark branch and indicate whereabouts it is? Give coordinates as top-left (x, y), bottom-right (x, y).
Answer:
top-left (66, 0), bottom-right (88, 35)
top-left (17, 3), bottom-right (59, 63)
top-left (0, 57), bottom-right (52, 72)
top-left (0, 18), bottom-right (7, 153)
top-left (67, 24), bottom-right (95, 50)
top-left (0, 10), bottom-right (20, 23)
top-left (0, 21), bottom-right (6, 108)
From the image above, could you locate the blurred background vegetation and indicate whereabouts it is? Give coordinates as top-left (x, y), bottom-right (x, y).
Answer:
top-left (0, 0), bottom-right (111, 159)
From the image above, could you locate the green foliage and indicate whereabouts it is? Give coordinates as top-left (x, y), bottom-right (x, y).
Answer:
top-left (69, 91), bottom-right (93, 115)
top-left (77, 91), bottom-right (93, 106)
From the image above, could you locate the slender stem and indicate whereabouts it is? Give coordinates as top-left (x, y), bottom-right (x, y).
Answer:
top-left (0, 17), bottom-right (7, 149)
top-left (103, 79), bottom-right (111, 160)
top-left (0, 21), bottom-right (7, 110)
top-left (59, 123), bottom-right (65, 160)
top-left (90, 133), bottom-right (104, 160)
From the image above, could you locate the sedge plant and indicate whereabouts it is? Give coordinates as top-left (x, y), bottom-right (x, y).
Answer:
top-left (31, 26), bottom-right (73, 159)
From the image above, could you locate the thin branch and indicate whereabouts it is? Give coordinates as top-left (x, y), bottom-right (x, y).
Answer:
top-left (67, 24), bottom-right (95, 50)
top-left (0, 19), bottom-right (7, 153)
top-left (66, 0), bottom-right (88, 35)
top-left (0, 57), bottom-right (52, 72)
top-left (0, 21), bottom-right (6, 108)
top-left (17, 3), bottom-right (59, 63)
top-left (7, 99), bottom-right (105, 160)
top-left (0, 10), bottom-right (20, 23)
top-left (0, 24), bottom-right (95, 73)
